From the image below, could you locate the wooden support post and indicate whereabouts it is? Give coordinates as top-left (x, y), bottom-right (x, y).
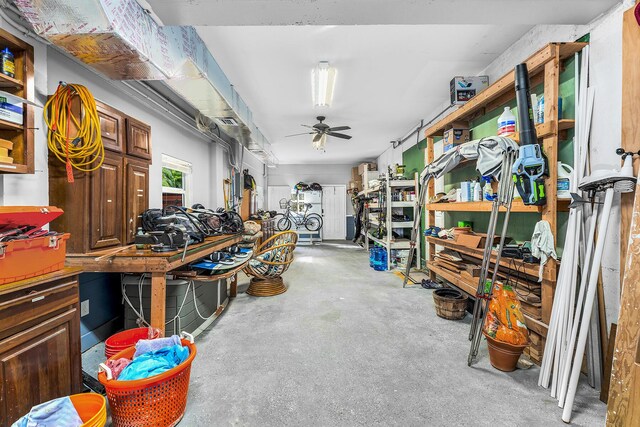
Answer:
top-left (150, 272), bottom-right (167, 336)
top-left (608, 6), bottom-right (640, 424)
top-left (620, 4), bottom-right (640, 285)
top-left (426, 136), bottom-right (436, 280)
top-left (540, 45), bottom-right (560, 324)
top-left (230, 274), bottom-right (238, 298)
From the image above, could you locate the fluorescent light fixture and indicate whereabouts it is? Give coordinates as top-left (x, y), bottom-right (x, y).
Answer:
top-left (312, 61), bottom-right (337, 107)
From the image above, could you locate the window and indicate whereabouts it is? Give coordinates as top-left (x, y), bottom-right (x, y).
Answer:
top-left (162, 154), bottom-right (192, 209)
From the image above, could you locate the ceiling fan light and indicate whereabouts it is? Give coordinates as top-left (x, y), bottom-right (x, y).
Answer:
top-left (312, 61), bottom-right (336, 107)
top-left (312, 133), bottom-right (327, 151)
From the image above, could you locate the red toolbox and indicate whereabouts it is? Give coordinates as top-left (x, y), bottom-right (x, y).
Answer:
top-left (0, 206), bottom-right (70, 285)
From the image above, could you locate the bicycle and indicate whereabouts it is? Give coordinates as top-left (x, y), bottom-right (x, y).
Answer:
top-left (275, 198), bottom-right (323, 232)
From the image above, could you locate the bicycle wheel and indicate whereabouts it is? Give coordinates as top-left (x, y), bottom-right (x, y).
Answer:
top-left (305, 214), bottom-right (323, 231)
top-left (277, 216), bottom-right (292, 231)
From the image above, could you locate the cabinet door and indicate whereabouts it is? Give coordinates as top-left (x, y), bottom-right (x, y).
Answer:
top-left (125, 158), bottom-right (149, 243)
top-left (126, 117), bottom-right (152, 161)
top-left (0, 309), bottom-right (80, 426)
top-left (90, 153), bottom-right (124, 249)
top-left (96, 103), bottom-right (124, 153)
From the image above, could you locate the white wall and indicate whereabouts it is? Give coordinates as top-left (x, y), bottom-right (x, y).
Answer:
top-left (46, 48), bottom-right (216, 208)
top-left (0, 17), bottom-right (261, 211)
top-left (267, 164), bottom-right (354, 214)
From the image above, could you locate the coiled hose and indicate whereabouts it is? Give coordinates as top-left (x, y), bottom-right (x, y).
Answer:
top-left (44, 82), bottom-right (104, 180)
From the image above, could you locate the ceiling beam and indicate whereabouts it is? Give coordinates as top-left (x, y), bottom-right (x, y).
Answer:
top-left (146, 0), bottom-right (618, 26)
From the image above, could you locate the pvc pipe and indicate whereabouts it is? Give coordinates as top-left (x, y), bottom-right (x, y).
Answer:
top-left (562, 188), bottom-right (614, 423)
top-left (558, 203), bottom-right (599, 405)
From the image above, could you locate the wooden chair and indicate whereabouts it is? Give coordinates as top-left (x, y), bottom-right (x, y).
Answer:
top-left (244, 233), bottom-right (297, 296)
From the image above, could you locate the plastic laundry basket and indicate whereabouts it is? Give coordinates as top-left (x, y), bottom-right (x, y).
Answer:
top-left (98, 332), bottom-right (197, 427)
top-left (104, 327), bottom-right (161, 358)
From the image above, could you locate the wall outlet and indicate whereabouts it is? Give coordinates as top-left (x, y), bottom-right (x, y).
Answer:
top-left (81, 300), bottom-right (90, 317)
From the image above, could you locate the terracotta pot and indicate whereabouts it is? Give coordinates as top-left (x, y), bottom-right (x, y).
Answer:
top-left (484, 333), bottom-right (527, 372)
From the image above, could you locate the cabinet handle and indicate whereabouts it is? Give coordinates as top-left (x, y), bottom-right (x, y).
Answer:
top-left (31, 295), bottom-right (45, 303)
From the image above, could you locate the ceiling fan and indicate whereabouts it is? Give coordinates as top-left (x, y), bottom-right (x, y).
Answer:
top-left (285, 116), bottom-right (351, 150)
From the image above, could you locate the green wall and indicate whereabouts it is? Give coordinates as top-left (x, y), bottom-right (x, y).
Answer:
top-left (415, 55), bottom-right (577, 255)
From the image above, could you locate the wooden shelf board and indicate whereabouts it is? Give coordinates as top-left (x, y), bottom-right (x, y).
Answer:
top-left (424, 42), bottom-right (586, 137)
top-left (0, 162), bottom-right (26, 173)
top-left (426, 262), bottom-right (548, 336)
top-left (425, 200), bottom-right (541, 213)
top-left (425, 235), bottom-right (540, 277)
top-left (0, 73), bottom-right (23, 89)
top-left (0, 119), bottom-right (23, 131)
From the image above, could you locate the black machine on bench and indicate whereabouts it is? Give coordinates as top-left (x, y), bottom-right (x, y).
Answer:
top-left (136, 205), bottom-right (244, 253)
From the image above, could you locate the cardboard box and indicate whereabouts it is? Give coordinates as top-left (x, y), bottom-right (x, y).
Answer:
top-left (349, 180), bottom-right (362, 190)
top-left (450, 76), bottom-right (489, 105)
top-left (443, 127), bottom-right (470, 152)
top-left (0, 91), bottom-right (24, 125)
top-left (358, 162), bottom-right (377, 175)
top-left (351, 166), bottom-right (359, 180)
top-left (455, 233), bottom-right (501, 249)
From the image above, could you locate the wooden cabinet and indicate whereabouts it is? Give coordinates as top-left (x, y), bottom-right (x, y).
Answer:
top-left (0, 269), bottom-right (81, 427)
top-left (97, 103), bottom-right (124, 153)
top-left (49, 101), bottom-right (151, 253)
top-left (125, 158), bottom-right (149, 243)
top-left (90, 152), bottom-right (124, 249)
top-left (126, 117), bottom-right (152, 160)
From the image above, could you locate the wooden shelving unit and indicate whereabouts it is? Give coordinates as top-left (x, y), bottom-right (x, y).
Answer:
top-left (425, 199), bottom-right (570, 213)
top-left (423, 42), bottom-right (586, 350)
top-left (0, 28), bottom-right (35, 174)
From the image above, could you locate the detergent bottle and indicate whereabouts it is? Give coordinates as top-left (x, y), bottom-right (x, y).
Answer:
top-left (497, 107), bottom-right (516, 136)
top-left (557, 162), bottom-right (573, 199)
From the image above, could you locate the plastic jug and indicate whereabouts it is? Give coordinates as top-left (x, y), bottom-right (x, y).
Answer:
top-left (557, 162), bottom-right (573, 199)
top-left (374, 247), bottom-right (387, 271)
top-left (497, 107), bottom-right (516, 136)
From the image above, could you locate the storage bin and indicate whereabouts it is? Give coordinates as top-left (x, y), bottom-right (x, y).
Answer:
top-left (0, 206), bottom-right (70, 285)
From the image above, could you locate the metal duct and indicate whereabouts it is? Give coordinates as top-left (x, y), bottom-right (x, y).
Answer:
top-left (13, 0), bottom-right (277, 165)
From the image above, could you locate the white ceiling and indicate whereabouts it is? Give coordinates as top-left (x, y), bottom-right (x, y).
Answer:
top-left (145, 0), bottom-right (620, 165)
top-left (195, 25), bottom-right (533, 164)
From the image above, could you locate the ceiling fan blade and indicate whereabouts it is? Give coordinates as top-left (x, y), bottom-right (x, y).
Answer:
top-left (328, 126), bottom-right (351, 132)
top-left (313, 133), bottom-right (323, 142)
top-left (301, 124), bottom-right (314, 128)
top-left (285, 132), bottom-right (314, 138)
top-left (327, 132), bottom-right (352, 140)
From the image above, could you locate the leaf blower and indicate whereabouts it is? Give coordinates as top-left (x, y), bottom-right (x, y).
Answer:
top-left (511, 63), bottom-right (548, 206)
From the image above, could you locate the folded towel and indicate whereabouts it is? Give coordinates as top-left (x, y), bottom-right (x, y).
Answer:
top-left (12, 396), bottom-right (83, 427)
top-left (119, 344), bottom-right (189, 381)
top-left (134, 335), bottom-right (181, 358)
top-left (106, 358), bottom-right (131, 380)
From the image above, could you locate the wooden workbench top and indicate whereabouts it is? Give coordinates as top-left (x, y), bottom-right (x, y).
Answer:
top-left (65, 234), bottom-right (243, 273)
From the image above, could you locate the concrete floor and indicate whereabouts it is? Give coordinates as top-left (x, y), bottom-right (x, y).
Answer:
top-left (180, 241), bottom-right (605, 426)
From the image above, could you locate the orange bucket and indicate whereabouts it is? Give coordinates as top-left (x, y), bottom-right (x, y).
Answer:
top-left (98, 337), bottom-right (197, 427)
top-left (70, 393), bottom-right (107, 427)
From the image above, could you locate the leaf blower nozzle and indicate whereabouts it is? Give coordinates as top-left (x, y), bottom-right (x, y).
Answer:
top-left (512, 63), bottom-right (547, 206)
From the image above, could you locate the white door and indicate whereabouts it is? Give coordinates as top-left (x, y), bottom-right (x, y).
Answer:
top-left (267, 186), bottom-right (292, 212)
top-left (321, 185), bottom-right (347, 240)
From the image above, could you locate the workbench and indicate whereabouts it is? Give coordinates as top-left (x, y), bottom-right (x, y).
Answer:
top-left (66, 234), bottom-right (243, 335)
